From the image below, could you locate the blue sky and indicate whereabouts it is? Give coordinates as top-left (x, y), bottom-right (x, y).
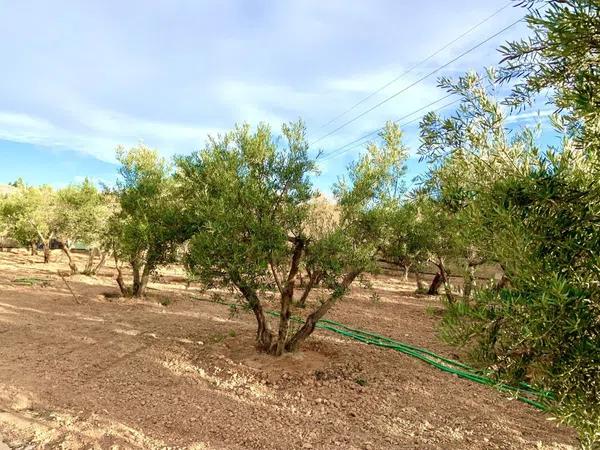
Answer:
top-left (0, 0), bottom-right (551, 192)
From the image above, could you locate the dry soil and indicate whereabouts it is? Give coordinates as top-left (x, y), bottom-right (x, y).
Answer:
top-left (0, 250), bottom-right (577, 449)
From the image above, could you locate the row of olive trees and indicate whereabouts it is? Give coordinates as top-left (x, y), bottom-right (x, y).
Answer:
top-left (0, 120), bottom-right (408, 358)
top-left (0, 179), bottom-right (111, 274)
top-left (108, 121), bottom-right (408, 355)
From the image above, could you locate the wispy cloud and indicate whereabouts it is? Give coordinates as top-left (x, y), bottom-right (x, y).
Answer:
top-left (0, 107), bottom-right (222, 162)
top-left (505, 109), bottom-right (554, 124)
top-left (0, 0), bottom-right (529, 181)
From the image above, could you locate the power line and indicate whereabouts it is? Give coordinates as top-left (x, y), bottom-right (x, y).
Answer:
top-left (317, 1), bottom-right (512, 131)
top-left (320, 97), bottom-right (460, 163)
top-left (310, 17), bottom-right (522, 147)
top-left (320, 93), bottom-right (455, 160)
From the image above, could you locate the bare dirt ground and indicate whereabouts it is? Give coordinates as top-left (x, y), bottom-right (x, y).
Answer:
top-left (0, 250), bottom-right (577, 449)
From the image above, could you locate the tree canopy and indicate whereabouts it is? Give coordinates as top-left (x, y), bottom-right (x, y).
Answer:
top-left (176, 120), bottom-right (407, 355)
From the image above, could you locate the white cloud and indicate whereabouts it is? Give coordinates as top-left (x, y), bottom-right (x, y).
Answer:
top-left (0, 0), bottom-right (527, 173)
top-left (506, 109), bottom-right (553, 124)
top-left (0, 107), bottom-right (223, 163)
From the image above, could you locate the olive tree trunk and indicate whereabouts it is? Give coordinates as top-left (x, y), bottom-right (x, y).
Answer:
top-left (402, 264), bottom-right (410, 281)
top-left (234, 275), bottom-right (274, 351)
top-left (92, 251), bottom-right (106, 275)
top-left (285, 270), bottom-right (360, 352)
top-left (83, 249), bottom-right (96, 274)
top-left (428, 258), bottom-right (454, 302)
top-left (427, 272), bottom-right (443, 295)
top-left (234, 258), bottom-right (361, 356)
top-left (132, 261), bottom-right (151, 298)
top-left (61, 242), bottom-right (78, 274)
top-left (297, 272), bottom-right (319, 308)
top-left (438, 259), bottom-right (454, 303)
top-left (112, 250), bottom-right (131, 296)
top-left (273, 238), bottom-right (304, 356)
top-left (115, 267), bottom-right (129, 296)
top-left (43, 241), bottom-right (51, 263)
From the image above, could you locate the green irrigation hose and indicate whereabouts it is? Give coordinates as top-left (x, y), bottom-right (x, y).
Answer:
top-left (316, 317), bottom-right (553, 399)
top-left (191, 296), bottom-right (553, 411)
top-left (310, 320), bottom-right (551, 409)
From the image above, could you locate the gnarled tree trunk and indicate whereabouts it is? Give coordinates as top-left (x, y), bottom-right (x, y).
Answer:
top-left (91, 251), bottom-right (106, 275)
top-left (83, 249), bottom-right (96, 274)
top-left (274, 238), bottom-right (304, 356)
top-left (298, 270), bottom-right (320, 308)
top-left (61, 242), bottom-right (78, 274)
top-left (236, 235), bottom-right (361, 356)
top-left (116, 266), bottom-right (128, 295)
top-left (427, 272), bottom-right (443, 295)
top-left (131, 260), bottom-right (142, 296)
top-left (113, 251), bottom-right (152, 298)
top-left (235, 254), bottom-right (360, 356)
top-left (134, 264), bottom-right (151, 298)
top-left (401, 264), bottom-right (410, 281)
top-left (428, 258), bottom-right (454, 302)
top-left (438, 259), bottom-right (454, 303)
top-left (234, 274), bottom-right (274, 351)
top-left (112, 248), bottom-right (131, 296)
top-left (35, 229), bottom-right (53, 263)
top-left (43, 241), bottom-right (51, 263)
top-left (285, 270), bottom-right (360, 353)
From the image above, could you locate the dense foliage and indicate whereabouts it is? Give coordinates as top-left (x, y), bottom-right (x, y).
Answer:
top-left (176, 120), bottom-right (406, 355)
top-left (0, 184), bottom-right (56, 261)
top-left (54, 179), bottom-right (111, 274)
top-left (413, 1), bottom-right (600, 444)
top-left (417, 70), bottom-right (599, 446)
top-left (109, 146), bottom-right (188, 297)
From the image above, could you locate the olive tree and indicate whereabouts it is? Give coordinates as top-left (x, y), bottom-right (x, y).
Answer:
top-left (380, 197), bottom-right (452, 294)
top-left (420, 69), bottom-right (600, 446)
top-left (418, 69), bottom-right (523, 297)
top-left (498, 4), bottom-right (600, 443)
top-left (0, 184), bottom-right (56, 262)
top-left (177, 120), bottom-right (407, 356)
top-left (499, 0), bottom-right (600, 149)
top-left (110, 146), bottom-right (186, 297)
top-left (54, 179), bottom-right (111, 274)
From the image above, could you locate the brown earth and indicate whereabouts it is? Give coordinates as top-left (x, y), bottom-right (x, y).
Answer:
top-left (0, 250), bottom-right (577, 449)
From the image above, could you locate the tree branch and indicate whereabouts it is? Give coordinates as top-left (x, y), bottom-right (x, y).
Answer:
top-left (269, 259), bottom-right (283, 295)
top-left (285, 269), bottom-right (361, 352)
top-left (285, 238), bottom-right (305, 283)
